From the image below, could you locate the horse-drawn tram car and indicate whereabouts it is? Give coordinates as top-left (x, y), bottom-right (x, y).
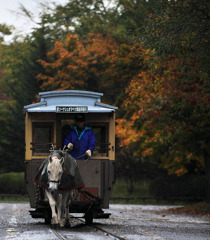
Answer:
top-left (24, 90), bottom-right (117, 225)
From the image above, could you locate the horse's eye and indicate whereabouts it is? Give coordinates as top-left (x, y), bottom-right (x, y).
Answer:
top-left (48, 170), bottom-right (51, 175)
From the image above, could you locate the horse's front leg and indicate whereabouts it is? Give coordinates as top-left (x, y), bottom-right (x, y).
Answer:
top-left (45, 191), bottom-right (59, 226)
top-left (59, 192), bottom-right (72, 228)
top-left (64, 202), bottom-right (70, 228)
top-left (57, 194), bottom-right (65, 227)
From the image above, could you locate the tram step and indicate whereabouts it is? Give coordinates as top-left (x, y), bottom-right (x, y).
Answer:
top-left (29, 210), bottom-right (45, 218)
top-left (94, 212), bottom-right (111, 219)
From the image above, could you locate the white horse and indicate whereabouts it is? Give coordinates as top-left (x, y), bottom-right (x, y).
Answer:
top-left (45, 154), bottom-right (74, 228)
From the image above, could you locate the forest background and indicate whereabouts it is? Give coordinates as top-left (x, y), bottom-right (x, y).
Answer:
top-left (0, 0), bottom-right (209, 201)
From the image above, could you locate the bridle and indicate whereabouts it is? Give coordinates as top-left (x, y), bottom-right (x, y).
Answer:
top-left (47, 171), bottom-right (62, 185)
top-left (47, 179), bottom-right (61, 185)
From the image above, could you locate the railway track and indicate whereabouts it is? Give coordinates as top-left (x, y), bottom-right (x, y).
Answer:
top-left (50, 215), bottom-right (126, 240)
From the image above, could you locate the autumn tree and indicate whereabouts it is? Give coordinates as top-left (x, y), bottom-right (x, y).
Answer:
top-left (102, 43), bottom-right (154, 104)
top-left (37, 31), bottom-right (156, 107)
top-left (116, 55), bottom-right (210, 200)
top-left (37, 33), bottom-right (117, 94)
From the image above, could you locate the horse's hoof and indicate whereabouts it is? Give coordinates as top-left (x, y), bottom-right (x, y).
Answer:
top-left (51, 217), bottom-right (59, 226)
top-left (51, 223), bottom-right (59, 229)
top-left (59, 219), bottom-right (65, 228)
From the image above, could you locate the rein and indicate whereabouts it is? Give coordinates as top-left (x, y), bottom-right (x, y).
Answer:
top-left (75, 153), bottom-right (90, 160)
top-left (63, 145), bottom-right (90, 160)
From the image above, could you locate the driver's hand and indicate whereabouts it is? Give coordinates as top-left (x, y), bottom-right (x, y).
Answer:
top-left (86, 150), bottom-right (91, 157)
top-left (67, 143), bottom-right (74, 150)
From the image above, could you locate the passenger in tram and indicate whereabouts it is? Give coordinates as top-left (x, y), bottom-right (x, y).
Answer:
top-left (64, 114), bottom-right (95, 159)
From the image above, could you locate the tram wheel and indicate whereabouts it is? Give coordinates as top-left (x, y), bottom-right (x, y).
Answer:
top-left (84, 211), bottom-right (93, 225)
top-left (44, 209), bottom-right (52, 224)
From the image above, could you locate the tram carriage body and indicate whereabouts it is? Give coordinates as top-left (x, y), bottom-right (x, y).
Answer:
top-left (24, 90), bottom-right (117, 223)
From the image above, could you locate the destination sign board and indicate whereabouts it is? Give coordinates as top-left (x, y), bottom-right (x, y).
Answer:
top-left (56, 106), bottom-right (88, 113)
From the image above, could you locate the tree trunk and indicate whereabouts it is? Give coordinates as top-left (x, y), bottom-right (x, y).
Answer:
top-left (127, 178), bottom-right (135, 194)
top-left (204, 150), bottom-right (210, 202)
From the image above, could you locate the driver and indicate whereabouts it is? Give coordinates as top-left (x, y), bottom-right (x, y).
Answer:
top-left (64, 114), bottom-right (95, 159)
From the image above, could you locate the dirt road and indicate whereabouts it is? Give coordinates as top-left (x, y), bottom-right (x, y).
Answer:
top-left (0, 203), bottom-right (209, 239)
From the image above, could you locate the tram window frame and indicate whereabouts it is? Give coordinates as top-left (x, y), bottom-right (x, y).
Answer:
top-left (32, 122), bottom-right (54, 156)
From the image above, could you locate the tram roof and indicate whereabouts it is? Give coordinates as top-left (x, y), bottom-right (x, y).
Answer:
top-left (24, 90), bottom-right (118, 113)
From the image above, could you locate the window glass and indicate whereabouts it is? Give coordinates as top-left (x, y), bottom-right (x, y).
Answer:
top-left (61, 119), bottom-right (74, 148)
top-left (32, 123), bottom-right (54, 155)
top-left (91, 123), bottom-right (109, 157)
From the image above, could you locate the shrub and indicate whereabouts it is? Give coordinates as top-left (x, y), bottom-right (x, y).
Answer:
top-left (0, 172), bottom-right (27, 194)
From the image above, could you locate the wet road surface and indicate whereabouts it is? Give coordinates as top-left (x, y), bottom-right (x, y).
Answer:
top-left (0, 203), bottom-right (209, 239)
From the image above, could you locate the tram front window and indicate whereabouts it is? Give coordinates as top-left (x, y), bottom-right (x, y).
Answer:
top-left (32, 122), bottom-right (54, 155)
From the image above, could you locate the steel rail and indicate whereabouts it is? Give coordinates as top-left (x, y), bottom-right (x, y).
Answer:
top-left (75, 215), bottom-right (126, 240)
top-left (50, 215), bottom-right (126, 240)
top-left (50, 228), bottom-right (67, 240)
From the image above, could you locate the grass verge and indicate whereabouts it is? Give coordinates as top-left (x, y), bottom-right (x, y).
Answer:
top-left (0, 196), bottom-right (29, 202)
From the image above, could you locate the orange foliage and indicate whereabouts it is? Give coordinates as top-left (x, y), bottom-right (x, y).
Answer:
top-left (116, 55), bottom-right (208, 175)
top-left (37, 33), bottom-right (117, 92)
top-left (116, 118), bottom-right (141, 147)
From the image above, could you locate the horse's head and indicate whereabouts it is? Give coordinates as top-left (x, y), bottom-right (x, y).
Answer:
top-left (47, 151), bottom-right (64, 193)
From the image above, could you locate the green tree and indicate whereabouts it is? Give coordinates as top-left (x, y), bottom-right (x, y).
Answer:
top-left (36, 0), bottom-right (130, 44)
top-left (0, 41), bottom-right (37, 171)
top-left (0, 23), bottom-right (52, 171)
top-left (0, 24), bottom-right (13, 42)
top-left (117, 0), bottom-right (209, 63)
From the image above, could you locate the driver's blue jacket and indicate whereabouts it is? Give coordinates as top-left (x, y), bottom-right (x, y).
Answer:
top-left (64, 125), bottom-right (95, 159)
